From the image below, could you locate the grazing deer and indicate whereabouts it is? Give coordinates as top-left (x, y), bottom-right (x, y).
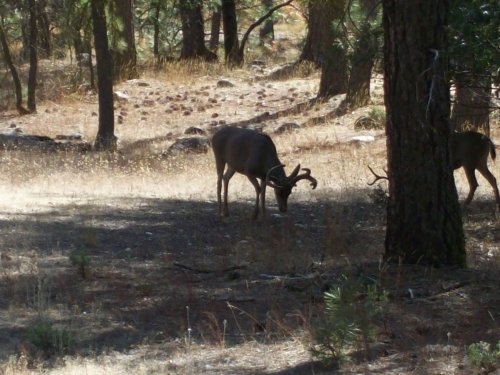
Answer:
top-left (368, 131), bottom-right (499, 207)
top-left (450, 131), bottom-right (500, 206)
top-left (212, 126), bottom-right (317, 219)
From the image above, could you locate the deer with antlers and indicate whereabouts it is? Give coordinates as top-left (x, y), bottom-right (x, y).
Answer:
top-left (212, 126), bottom-right (317, 219)
top-left (368, 131), bottom-right (499, 207)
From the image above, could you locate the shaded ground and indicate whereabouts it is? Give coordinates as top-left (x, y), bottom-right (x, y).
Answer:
top-left (0, 59), bottom-right (498, 373)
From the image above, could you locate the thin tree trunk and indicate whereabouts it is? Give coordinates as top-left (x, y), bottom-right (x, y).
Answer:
top-left (27, 0), bottom-right (38, 113)
top-left (383, 0), bottom-right (465, 267)
top-left (0, 24), bottom-right (28, 114)
top-left (209, 6), bottom-right (221, 50)
top-left (153, 1), bottom-right (161, 56)
top-left (91, 0), bottom-right (117, 151)
top-left (37, 0), bottom-right (51, 57)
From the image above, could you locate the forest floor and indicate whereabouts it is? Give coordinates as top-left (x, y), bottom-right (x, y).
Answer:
top-left (0, 56), bottom-right (499, 374)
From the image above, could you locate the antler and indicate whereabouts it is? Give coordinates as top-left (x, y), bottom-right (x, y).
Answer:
top-left (367, 165), bottom-right (389, 186)
top-left (292, 168), bottom-right (318, 189)
top-left (266, 164), bottom-right (285, 188)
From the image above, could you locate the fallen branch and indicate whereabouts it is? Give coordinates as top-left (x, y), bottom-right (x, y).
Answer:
top-left (173, 262), bottom-right (246, 274)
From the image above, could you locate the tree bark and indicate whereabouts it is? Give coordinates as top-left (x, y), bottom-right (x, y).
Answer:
top-left (91, 0), bottom-right (117, 151)
top-left (111, 0), bottom-right (138, 80)
top-left (312, 0), bottom-right (348, 98)
top-left (221, 0), bottom-right (239, 65)
top-left (383, 0), bottom-right (465, 267)
top-left (179, 0), bottom-right (217, 61)
top-left (153, 1), bottom-right (161, 56)
top-left (209, 5), bottom-right (221, 50)
top-left (299, 0), bottom-right (333, 66)
top-left (27, 0), bottom-right (38, 113)
top-left (0, 24), bottom-right (28, 114)
top-left (37, 0), bottom-right (51, 57)
top-left (451, 72), bottom-right (491, 136)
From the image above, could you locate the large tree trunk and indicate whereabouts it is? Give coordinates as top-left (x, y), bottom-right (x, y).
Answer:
top-left (111, 0), bottom-right (138, 80)
top-left (451, 72), bottom-right (491, 136)
top-left (27, 0), bottom-right (38, 113)
top-left (383, 0), bottom-right (465, 267)
top-left (91, 0), bottom-right (117, 151)
top-left (0, 24), bottom-right (28, 114)
top-left (343, 1), bottom-right (379, 110)
top-left (317, 0), bottom-right (348, 98)
top-left (179, 0), bottom-right (217, 61)
top-left (221, 0), bottom-right (239, 65)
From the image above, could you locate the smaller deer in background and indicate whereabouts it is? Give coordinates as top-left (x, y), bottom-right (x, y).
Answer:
top-left (368, 131), bottom-right (499, 207)
top-left (212, 126), bottom-right (317, 219)
top-left (450, 131), bottom-right (500, 207)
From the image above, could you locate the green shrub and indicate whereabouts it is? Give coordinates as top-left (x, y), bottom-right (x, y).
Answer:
top-left (354, 106), bottom-right (386, 130)
top-left (310, 276), bottom-right (388, 368)
top-left (69, 247), bottom-right (90, 278)
top-left (467, 341), bottom-right (500, 373)
top-left (25, 320), bottom-right (75, 357)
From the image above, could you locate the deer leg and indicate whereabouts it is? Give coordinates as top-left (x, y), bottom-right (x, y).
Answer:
top-left (463, 166), bottom-right (479, 205)
top-left (477, 165), bottom-right (500, 205)
top-left (247, 176), bottom-right (261, 219)
top-left (216, 161), bottom-right (226, 215)
top-left (222, 167), bottom-right (236, 217)
top-left (260, 179), bottom-right (267, 216)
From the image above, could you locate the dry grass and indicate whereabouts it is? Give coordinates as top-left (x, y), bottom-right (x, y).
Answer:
top-left (1, 49), bottom-right (499, 374)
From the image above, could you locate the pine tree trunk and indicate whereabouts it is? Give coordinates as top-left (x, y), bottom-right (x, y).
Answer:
top-left (27, 0), bottom-right (38, 113)
top-left (315, 0), bottom-right (348, 98)
top-left (0, 24), bottom-right (27, 114)
top-left (221, 0), bottom-right (239, 65)
top-left (153, 2), bottom-right (161, 56)
top-left (179, 0), bottom-right (217, 61)
top-left (383, 0), bottom-right (465, 267)
top-left (299, 0), bottom-right (328, 65)
top-left (344, 15), bottom-right (378, 109)
top-left (91, 0), bottom-right (117, 151)
top-left (112, 0), bottom-right (138, 80)
top-left (37, 0), bottom-right (51, 57)
top-left (209, 6), bottom-right (221, 50)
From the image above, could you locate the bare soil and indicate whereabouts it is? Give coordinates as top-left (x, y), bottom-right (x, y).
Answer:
top-left (0, 61), bottom-right (499, 374)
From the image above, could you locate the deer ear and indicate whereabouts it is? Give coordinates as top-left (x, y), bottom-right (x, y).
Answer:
top-left (289, 164), bottom-right (301, 179)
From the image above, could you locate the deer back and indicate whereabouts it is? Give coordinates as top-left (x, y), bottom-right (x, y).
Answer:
top-left (212, 127), bottom-right (285, 180)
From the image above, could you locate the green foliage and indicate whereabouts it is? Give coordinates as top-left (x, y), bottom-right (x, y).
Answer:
top-left (467, 341), bottom-right (500, 373)
top-left (25, 320), bottom-right (75, 357)
top-left (69, 247), bottom-right (90, 278)
top-left (449, 0), bottom-right (500, 75)
top-left (366, 106), bottom-right (386, 126)
top-left (354, 106), bottom-right (386, 130)
top-left (310, 275), bottom-right (388, 368)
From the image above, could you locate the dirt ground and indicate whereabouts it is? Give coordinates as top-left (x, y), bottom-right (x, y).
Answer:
top-left (0, 61), bottom-right (499, 374)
